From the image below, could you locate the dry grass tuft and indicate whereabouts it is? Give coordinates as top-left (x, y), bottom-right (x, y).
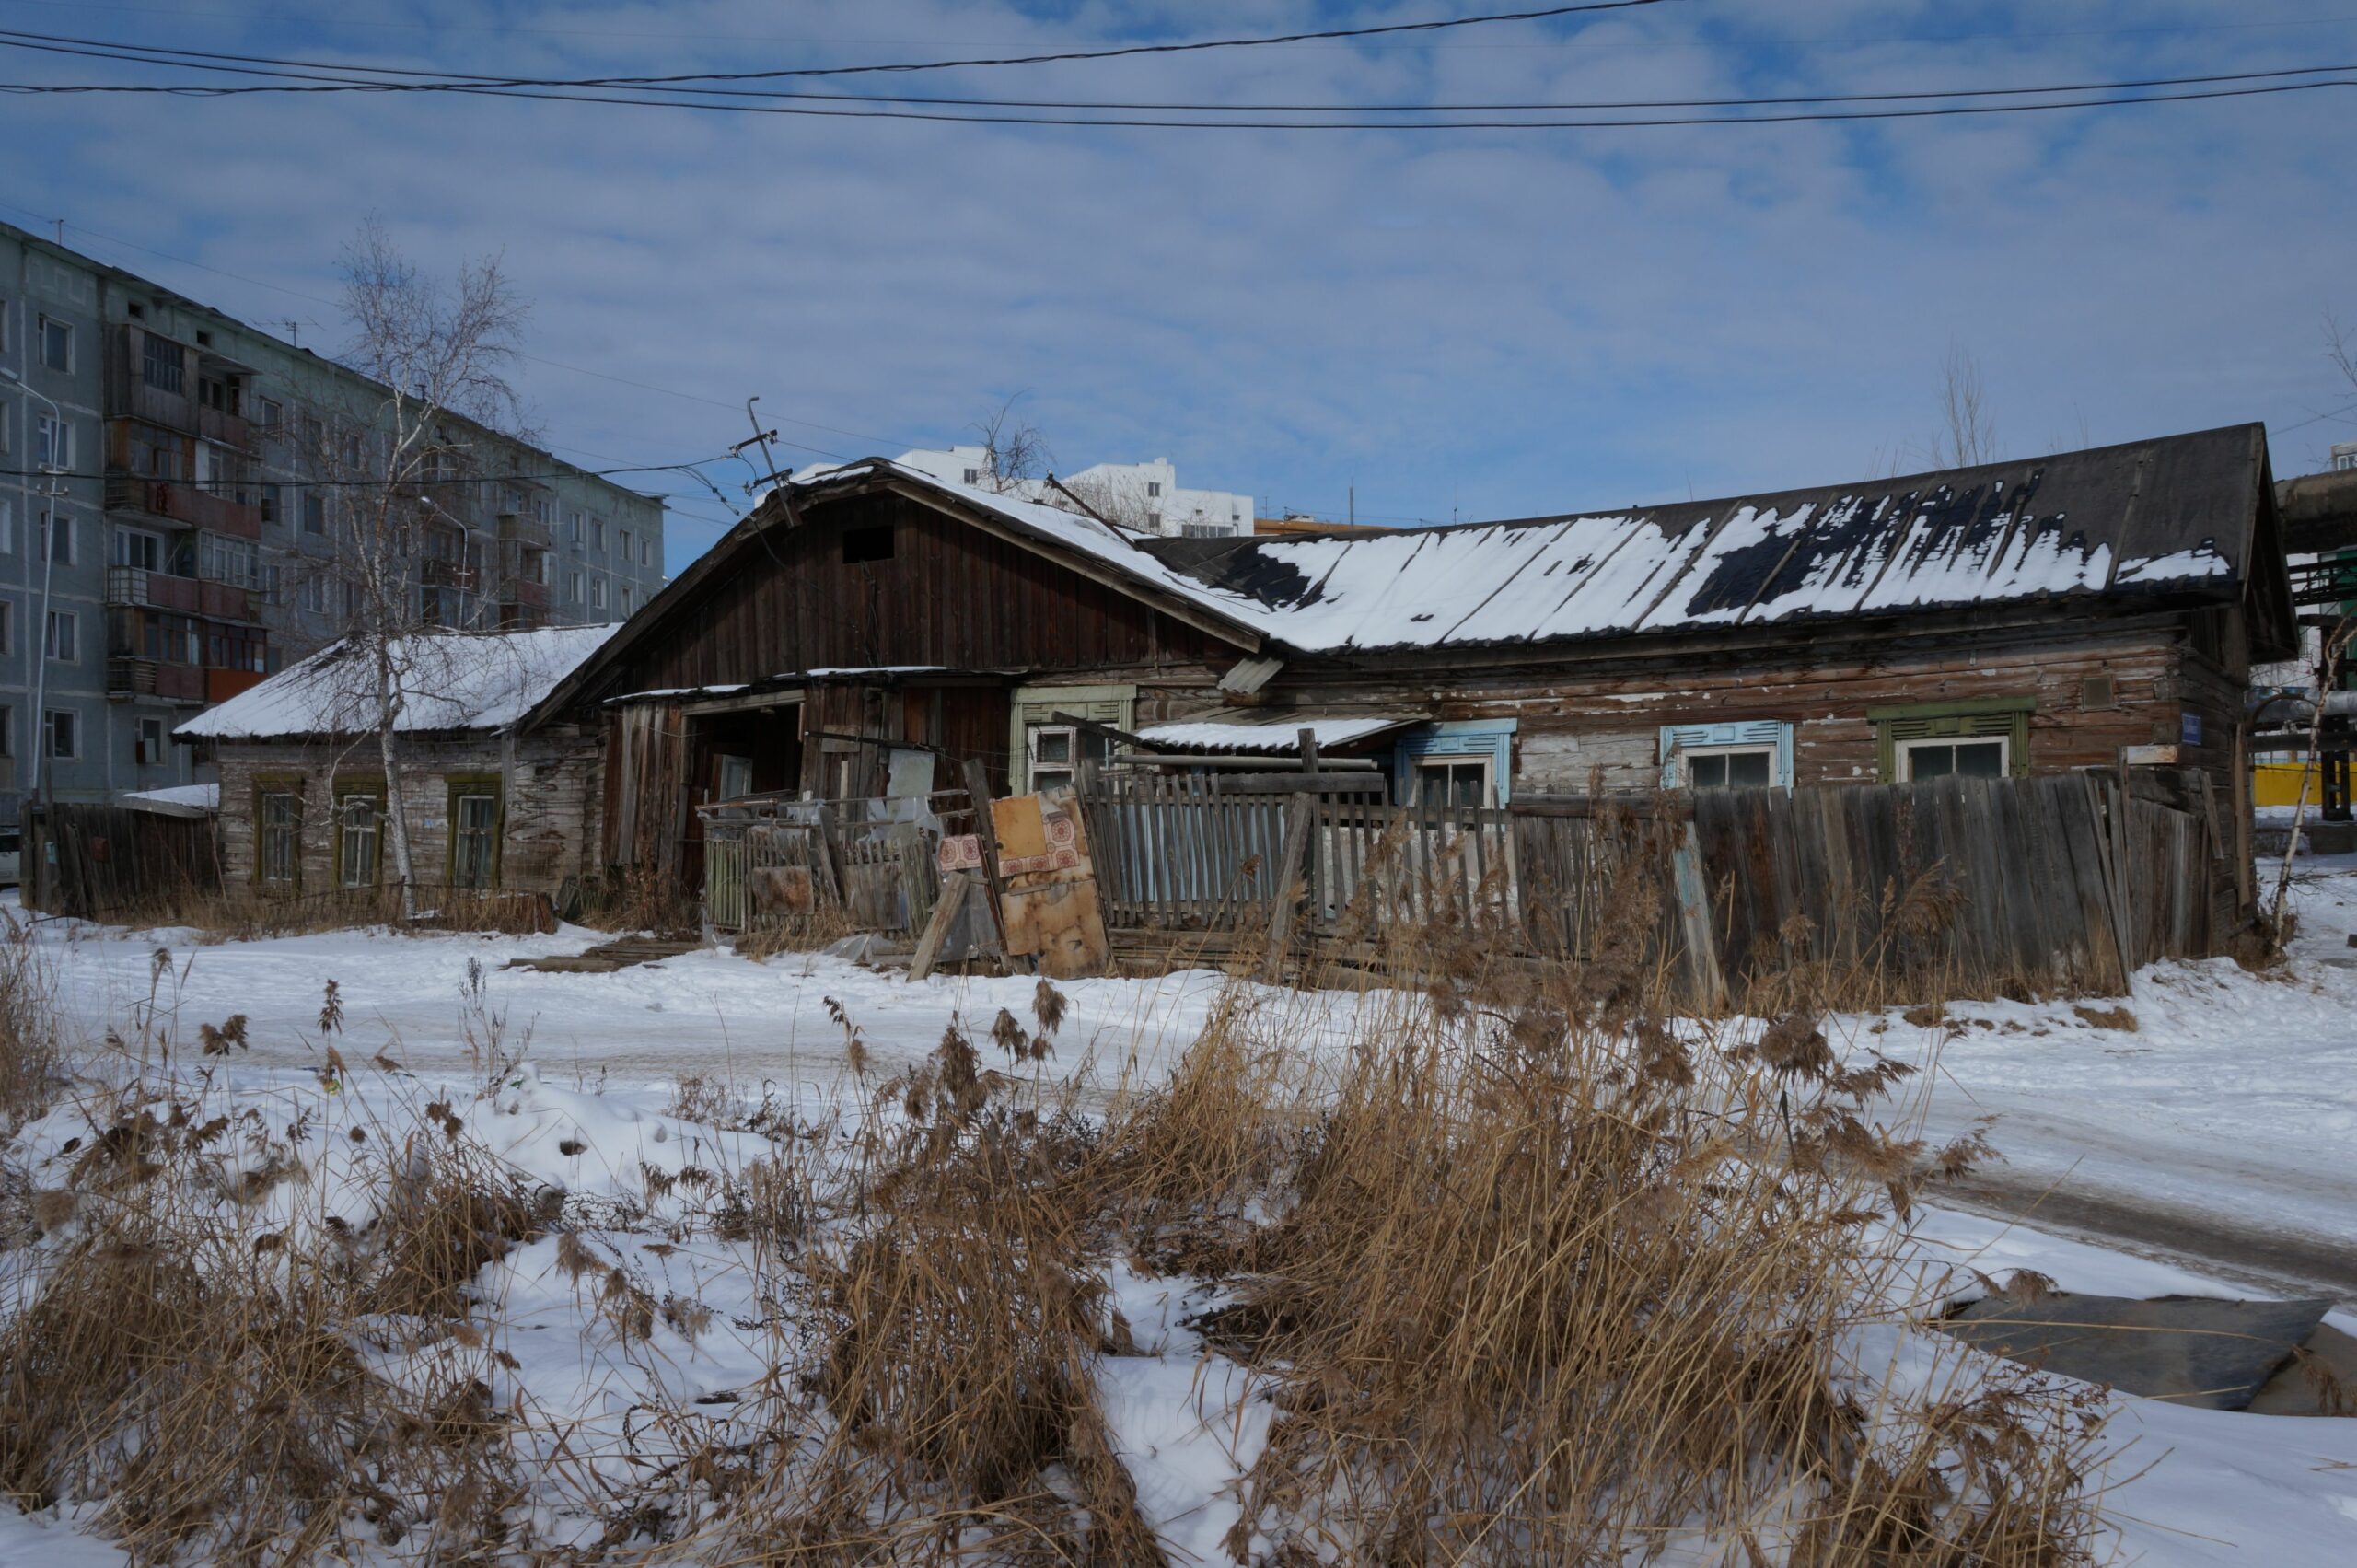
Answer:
top-left (0, 921), bottom-right (65, 1132)
top-left (0, 1083), bottom-right (539, 1562)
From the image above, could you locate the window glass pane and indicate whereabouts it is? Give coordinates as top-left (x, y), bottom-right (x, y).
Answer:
top-left (1033, 768), bottom-right (1074, 794)
top-left (1954, 739), bottom-right (2005, 778)
top-left (1689, 753), bottom-right (1727, 788)
top-left (453, 794), bottom-right (497, 888)
top-left (1908, 744), bottom-right (1955, 780)
top-left (1726, 750), bottom-right (1773, 787)
top-left (1032, 728), bottom-right (1072, 765)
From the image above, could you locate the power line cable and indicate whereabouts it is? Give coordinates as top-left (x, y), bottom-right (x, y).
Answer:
top-left (8, 29), bottom-right (2354, 114)
top-left (3, 32), bottom-right (2351, 127)
top-left (0, 6), bottom-right (1673, 88)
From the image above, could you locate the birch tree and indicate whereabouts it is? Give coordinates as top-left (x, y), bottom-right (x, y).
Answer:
top-left (317, 219), bottom-right (532, 918)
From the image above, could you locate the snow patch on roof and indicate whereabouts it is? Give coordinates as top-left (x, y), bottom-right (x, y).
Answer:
top-left (179, 624), bottom-right (621, 741)
top-left (1136, 715), bottom-right (1423, 754)
top-left (119, 782), bottom-right (220, 815)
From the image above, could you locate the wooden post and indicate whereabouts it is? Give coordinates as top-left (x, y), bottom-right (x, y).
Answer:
top-left (1671, 820), bottom-right (1726, 1011)
top-left (1298, 726), bottom-right (1318, 775)
top-left (1260, 792), bottom-right (1316, 984)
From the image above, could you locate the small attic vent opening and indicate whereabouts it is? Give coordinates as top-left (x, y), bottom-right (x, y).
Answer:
top-left (2081, 675), bottom-right (2115, 710)
top-left (841, 525), bottom-right (894, 564)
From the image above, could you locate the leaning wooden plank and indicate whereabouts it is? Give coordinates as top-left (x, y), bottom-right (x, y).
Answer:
top-left (1260, 793), bottom-right (1318, 984)
top-left (908, 871), bottom-right (974, 982)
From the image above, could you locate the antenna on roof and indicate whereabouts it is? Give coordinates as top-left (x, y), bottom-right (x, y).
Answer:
top-left (735, 396), bottom-right (790, 494)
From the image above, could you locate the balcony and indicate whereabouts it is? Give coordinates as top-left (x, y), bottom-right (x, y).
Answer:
top-left (104, 567), bottom-right (254, 621)
top-left (422, 558), bottom-right (478, 590)
top-left (508, 575), bottom-right (551, 610)
top-left (105, 476), bottom-right (263, 540)
top-left (205, 668), bottom-right (266, 703)
top-left (106, 658), bottom-right (207, 703)
top-left (107, 325), bottom-right (254, 449)
top-left (497, 510), bottom-right (554, 551)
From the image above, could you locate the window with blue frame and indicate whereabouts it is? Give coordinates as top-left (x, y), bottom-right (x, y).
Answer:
top-left (1393, 721), bottom-right (1516, 807)
top-left (1659, 720), bottom-right (1794, 790)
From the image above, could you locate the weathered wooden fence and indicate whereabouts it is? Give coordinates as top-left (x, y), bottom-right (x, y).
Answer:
top-left (1073, 769), bottom-right (2239, 1005)
top-left (24, 803), bottom-right (221, 923)
top-left (699, 792), bottom-right (964, 939)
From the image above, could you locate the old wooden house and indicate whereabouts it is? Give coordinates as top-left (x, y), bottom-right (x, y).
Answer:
top-left (530, 424), bottom-right (2285, 888)
top-left (190, 422), bottom-right (2293, 932)
top-left (178, 624), bottom-right (617, 901)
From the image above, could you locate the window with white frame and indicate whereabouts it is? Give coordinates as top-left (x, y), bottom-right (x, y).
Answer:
top-left (37, 315), bottom-right (71, 372)
top-left (42, 609), bottom-right (75, 662)
top-left (259, 788), bottom-right (299, 885)
top-left (1025, 724), bottom-right (1111, 795)
top-left (1010, 684), bottom-right (1134, 793)
top-left (640, 538), bottom-right (652, 568)
top-left (1, 498), bottom-right (12, 554)
top-left (618, 528), bottom-right (633, 561)
top-left (112, 528), bottom-right (163, 571)
top-left (590, 517), bottom-right (606, 552)
top-left (42, 512), bottom-right (71, 565)
top-left (34, 412), bottom-right (71, 470)
top-left (1659, 721), bottom-right (1794, 790)
top-left (590, 575), bottom-right (605, 610)
top-left (1412, 754), bottom-right (1494, 808)
top-left (568, 569), bottom-right (584, 603)
top-left (1896, 736), bottom-right (2009, 780)
top-left (44, 708), bottom-right (77, 760)
top-left (134, 715), bottom-right (167, 766)
top-left (0, 600), bottom-right (10, 656)
top-left (298, 575), bottom-right (329, 615)
top-left (620, 584), bottom-right (634, 614)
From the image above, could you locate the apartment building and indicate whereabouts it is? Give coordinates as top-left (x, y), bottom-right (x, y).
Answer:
top-left (890, 446), bottom-right (1253, 538)
top-left (0, 219), bottom-right (665, 818)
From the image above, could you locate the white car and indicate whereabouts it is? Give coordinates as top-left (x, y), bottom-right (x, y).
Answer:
top-left (0, 825), bottom-right (19, 889)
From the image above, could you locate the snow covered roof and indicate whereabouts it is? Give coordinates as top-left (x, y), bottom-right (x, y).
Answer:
top-left (1136, 715), bottom-right (1424, 754)
top-left (1143, 424), bottom-right (2270, 656)
top-left (180, 624), bottom-right (621, 741)
top-left (118, 782), bottom-right (220, 817)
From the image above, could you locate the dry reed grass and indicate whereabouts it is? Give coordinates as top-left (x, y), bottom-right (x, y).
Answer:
top-left (0, 919), bottom-right (65, 1132)
top-left (0, 1061), bottom-right (543, 1562)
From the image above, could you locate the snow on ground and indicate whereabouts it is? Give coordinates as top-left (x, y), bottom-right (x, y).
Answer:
top-left (12, 866), bottom-right (2357, 1562)
top-left (29, 865), bottom-right (2357, 1296)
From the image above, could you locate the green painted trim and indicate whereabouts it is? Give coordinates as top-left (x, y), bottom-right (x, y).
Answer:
top-left (1008, 682), bottom-right (1136, 793)
top-left (444, 773), bottom-right (505, 889)
top-left (251, 772), bottom-right (305, 890)
top-left (329, 776), bottom-right (388, 889)
top-left (1864, 696), bottom-right (2038, 721)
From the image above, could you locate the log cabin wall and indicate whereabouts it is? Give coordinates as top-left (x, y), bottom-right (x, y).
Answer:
top-left (1240, 608), bottom-right (2236, 797)
top-left (215, 726), bottom-right (602, 898)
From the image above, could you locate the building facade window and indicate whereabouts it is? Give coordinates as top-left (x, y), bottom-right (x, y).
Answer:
top-left (335, 787), bottom-right (383, 889)
top-left (43, 513), bottom-right (72, 565)
top-left (43, 709), bottom-right (77, 760)
top-left (568, 570), bottom-right (583, 604)
top-left (589, 576), bottom-right (605, 610)
top-left (447, 780), bottom-right (502, 889)
top-left (112, 528), bottom-right (163, 571)
top-left (1009, 684), bottom-right (1135, 794)
top-left (1392, 720), bottom-right (1517, 808)
top-left (1870, 698), bottom-right (2032, 782)
top-left (134, 715), bottom-right (167, 765)
top-left (618, 528), bottom-right (633, 561)
top-left (34, 413), bottom-right (71, 470)
top-left (258, 785), bottom-right (300, 886)
top-left (141, 333), bottom-right (184, 393)
top-left (620, 584), bottom-right (633, 614)
top-left (302, 491), bottom-right (328, 534)
top-left (590, 517), bottom-right (605, 552)
top-left (37, 316), bottom-right (71, 372)
top-left (1659, 721), bottom-right (1795, 790)
top-left (42, 609), bottom-right (75, 662)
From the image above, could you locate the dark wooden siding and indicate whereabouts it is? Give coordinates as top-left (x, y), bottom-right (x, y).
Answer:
top-left (588, 494), bottom-right (1234, 696)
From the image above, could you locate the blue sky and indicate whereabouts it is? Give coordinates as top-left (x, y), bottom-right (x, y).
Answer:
top-left (6, 1), bottom-right (2355, 571)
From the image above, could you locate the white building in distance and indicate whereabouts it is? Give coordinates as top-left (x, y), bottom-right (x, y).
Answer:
top-left (890, 447), bottom-right (1252, 538)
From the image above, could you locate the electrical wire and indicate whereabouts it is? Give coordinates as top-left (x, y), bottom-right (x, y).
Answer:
top-left (7, 29), bottom-right (2353, 115)
top-left (2, 30), bottom-right (2349, 127)
top-left (0, 6), bottom-right (1672, 90)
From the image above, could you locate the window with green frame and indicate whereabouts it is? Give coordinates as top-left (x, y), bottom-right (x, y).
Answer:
top-left (331, 776), bottom-right (387, 889)
top-left (1868, 698), bottom-right (2033, 782)
top-left (253, 775), bottom-right (303, 889)
top-left (446, 775), bottom-right (504, 890)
